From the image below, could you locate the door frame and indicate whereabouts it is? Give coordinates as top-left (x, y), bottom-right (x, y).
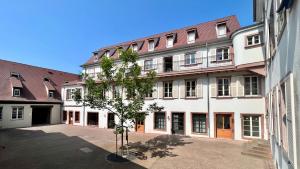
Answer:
top-left (214, 112), bottom-right (234, 139)
top-left (68, 111), bottom-right (73, 125)
top-left (135, 112), bottom-right (145, 133)
top-left (171, 112), bottom-right (186, 135)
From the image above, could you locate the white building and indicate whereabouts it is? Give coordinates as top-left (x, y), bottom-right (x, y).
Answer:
top-left (0, 59), bottom-right (80, 129)
top-left (62, 16), bottom-right (267, 140)
top-left (253, 0), bottom-right (300, 169)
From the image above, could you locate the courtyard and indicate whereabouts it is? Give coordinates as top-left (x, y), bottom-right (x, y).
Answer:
top-left (0, 124), bottom-right (272, 169)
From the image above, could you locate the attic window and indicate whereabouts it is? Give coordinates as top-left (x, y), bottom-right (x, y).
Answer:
top-left (93, 53), bottom-right (99, 62)
top-left (148, 39), bottom-right (154, 52)
top-left (187, 29), bottom-right (196, 44)
top-left (217, 22), bottom-right (227, 37)
top-left (166, 35), bottom-right (174, 48)
top-left (49, 91), bottom-right (54, 98)
top-left (13, 88), bottom-right (21, 97)
top-left (131, 43), bottom-right (138, 52)
top-left (105, 50), bottom-right (110, 57)
top-left (10, 72), bottom-right (20, 78)
top-left (44, 78), bottom-right (50, 82)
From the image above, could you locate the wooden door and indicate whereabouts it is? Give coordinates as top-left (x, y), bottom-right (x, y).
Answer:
top-left (216, 113), bottom-right (234, 139)
top-left (172, 113), bottom-right (185, 135)
top-left (136, 115), bottom-right (145, 133)
top-left (107, 113), bottom-right (115, 129)
top-left (69, 111), bottom-right (73, 124)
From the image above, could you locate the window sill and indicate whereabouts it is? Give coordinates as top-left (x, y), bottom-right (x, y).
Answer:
top-left (144, 97), bottom-right (154, 100)
top-left (245, 43), bottom-right (264, 49)
top-left (210, 59), bottom-right (232, 63)
top-left (215, 96), bottom-right (233, 99)
top-left (181, 63), bottom-right (202, 67)
top-left (185, 97), bottom-right (198, 100)
top-left (162, 97), bottom-right (176, 100)
top-left (238, 95), bottom-right (263, 99)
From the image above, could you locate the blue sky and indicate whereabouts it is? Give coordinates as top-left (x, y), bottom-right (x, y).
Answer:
top-left (0, 0), bottom-right (254, 74)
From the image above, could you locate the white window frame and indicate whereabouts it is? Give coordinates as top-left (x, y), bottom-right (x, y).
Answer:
top-left (217, 78), bottom-right (230, 96)
top-left (163, 81), bottom-right (173, 98)
top-left (166, 36), bottom-right (174, 48)
top-left (148, 40), bottom-right (154, 52)
top-left (247, 34), bottom-right (261, 46)
top-left (243, 115), bottom-right (261, 138)
top-left (144, 59), bottom-right (154, 70)
top-left (216, 48), bottom-right (229, 61)
top-left (0, 107), bottom-right (2, 121)
top-left (132, 44), bottom-right (138, 52)
top-left (13, 88), bottom-right (21, 97)
top-left (49, 91), bottom-right (54, 98)
top-left (11, 107), bottom-right (24, 120)
top-left (66, 89), bottom-right (72, 100)
top-left (217, 23), bottom-right (227, 37)
top-left (244, 76), bottom-right (260, 96)
top-left (186, 80), bottom-right (196, 97)
top-left (187, 30), bottom-right (196, 44)
top-left (105, 50), bottom-right (110, 57)
top-left (185, 52), bottom-right (196, 65)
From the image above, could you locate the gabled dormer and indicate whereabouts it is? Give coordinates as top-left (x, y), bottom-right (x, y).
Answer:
top-left (216, 21), bottom-right (227, 38)
top-left (166, 33), bottom-right (177, 48)
top-left (43, 77), bottom-right (56, 98)
top-left (186, 28), bottom-right (198, 44)
top-left (148, 37), bottom-right (160, 52)
top-left (10, 72), bottom-right (23, 97)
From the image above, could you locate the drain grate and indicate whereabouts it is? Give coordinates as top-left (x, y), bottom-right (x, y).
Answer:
top-left (80, 147), bottom-right (93, 153)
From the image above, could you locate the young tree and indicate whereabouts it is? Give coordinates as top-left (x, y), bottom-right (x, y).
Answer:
top-left (75, 49), bottom-right (163, 155)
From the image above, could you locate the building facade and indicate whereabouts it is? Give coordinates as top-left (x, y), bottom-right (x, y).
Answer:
top-left (253, 0), bottom-right (300, 169)
top-left (62, 16), bottom-right (268, 141)
top-left (0, 59), bottom-right (80, 129)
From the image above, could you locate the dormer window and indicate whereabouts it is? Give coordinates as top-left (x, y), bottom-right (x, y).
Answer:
top-left (13, 88), bottom-right (21, 97)
top-left (148, 40), bottom-right (154, 51)
top-left (49, 91), bottom-right (54, 98)
top-left (166, 36), bottom-right (174, 48)
top-left (187, 30), bottom-right (196, 44)
top-left (105, 50), bottom-right (110, 57)
top-left (217, 22), bottom-right (227, 37)
top-left (132, 43), bottom-right (138, 52)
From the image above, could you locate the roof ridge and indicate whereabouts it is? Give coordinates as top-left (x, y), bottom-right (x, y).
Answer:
top-left (0, 59), bottom-right (79, 76)
top-left (94, 15), bottom-right (238, 52)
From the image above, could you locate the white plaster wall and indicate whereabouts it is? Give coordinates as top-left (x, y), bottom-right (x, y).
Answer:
top-left (233, 26), bottom-right (265, 66)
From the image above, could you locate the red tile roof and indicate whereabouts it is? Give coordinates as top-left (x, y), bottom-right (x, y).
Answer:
top-left (0, 59), bottom-right (80, 103)
top-left (84, 15), bottom-right (240, 66)
top-left (10, 76), bottom-right (23, 88)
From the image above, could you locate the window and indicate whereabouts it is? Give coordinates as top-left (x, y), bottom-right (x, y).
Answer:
top-left (245, 76), bottom-right (260, 95)
top-left (75, 88), bottom-right (82, 99)
top-left (186, 80), bottom-right (196, 97)
top-left (105, 50), bottom-right (110, 57)
top-left (49, 91), bottom-right (54, 98)
top-left (132, 44), bottom-right (138, 52)
top-left (192, 113), bottom-right (207, 133)
top-left (185, 52), bottom-right (196, 65)
top-left (276, 0), bottom-right (286, 40)
top-left (75, 111), bottom-right (80, 122)
top-left (187, 30), bottom-right (196, 43)
top-left (216, 48), bottom-right (229, 61)
top-left (145, 90), bottom-right (153, 98)
top-left (13, 88), bottom-right (21, 97)
top-left (66, 89), bottom-right (72, 100)
top-left (0, 107), bottom-right (2, 121)
top-left (217, 23), bottom-right (227, 37)
top-left (148, 40), bottom-right (154, 51)
top-left (63, 111), bottom-right (67, 121)
top-left (144, 59), bottom-right (154, 70)
top-left (247, 34), bottom-right (261, 46)
top-left (243, 115), bottom-right (261, 138)
top-left (154, 112), bottom-right (166, 129)
top-left (11, 107), bottom-right (23, 120)
top-left (217, 78), bottom-right (230, 96)
top-left (166, 36), bottom-right (173, 48)
top-left (164, 81), bottom-right (172, 98)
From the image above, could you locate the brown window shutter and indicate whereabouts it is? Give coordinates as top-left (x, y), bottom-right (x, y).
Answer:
top-left (172, 81), bottom-right (178, 98)
top-left (179, 80), bottom-right (185, 99)
top-left (231, 76), bottom-right (237, 97)
top-left (237, 76), bottom-right (245, 97)
top-left (158, 82), bottom-right (163, 98)
top-left (157, 57), bottom-right (163, 73)
top-left (197, 78), bottom-right (203, 98)
top-left (210, 77), bottom-right (217, 97)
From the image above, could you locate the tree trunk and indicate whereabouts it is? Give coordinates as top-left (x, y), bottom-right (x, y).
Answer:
top-left (121, 112), bottom-right (124, 155)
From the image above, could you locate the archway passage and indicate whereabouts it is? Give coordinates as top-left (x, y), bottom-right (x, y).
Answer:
top-left (32, 106), bottom-right (51, 125)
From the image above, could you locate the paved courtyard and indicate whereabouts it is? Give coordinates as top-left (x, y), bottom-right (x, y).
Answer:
top-left (0, 124), bottom-right (272, 169)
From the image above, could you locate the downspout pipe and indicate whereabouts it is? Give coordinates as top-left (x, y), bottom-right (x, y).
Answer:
top-left (205, 42), bottom-right (211, 138)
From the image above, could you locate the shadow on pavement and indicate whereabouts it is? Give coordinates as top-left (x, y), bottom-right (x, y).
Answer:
top-left (128, 134), bottom-right (192, 160)
top-left (0, 128), bottom-right (146, 169)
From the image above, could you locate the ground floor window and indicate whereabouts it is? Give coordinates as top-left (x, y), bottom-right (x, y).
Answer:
top-left (12, 107), bottom-right (24, 120)
top-left (154, 112), bottom-right (166, 130)
top-left (243, 115), bottom-right (261, 138)
top-left (75, 111), bottom-right (80, 122)
top-left (192, 113), bottom-right (207, 133)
